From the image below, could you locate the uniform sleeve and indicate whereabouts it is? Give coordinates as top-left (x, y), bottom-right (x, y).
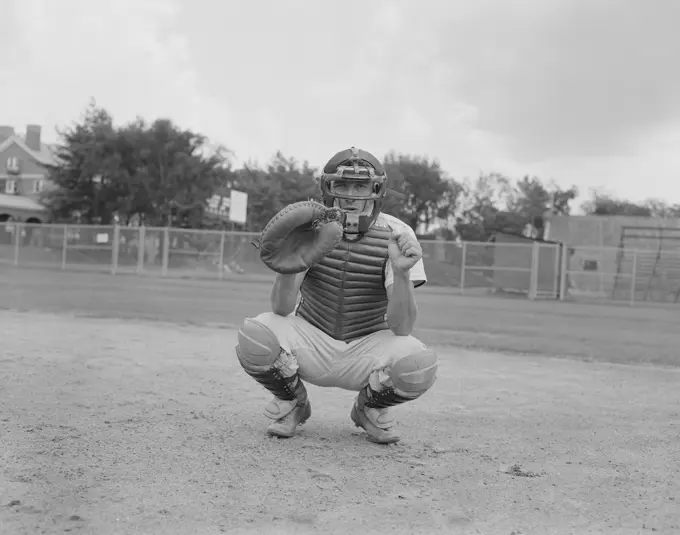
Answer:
top-left (383, 223), bottom-right (428, 289)
top-left (384, 259), bottom-right (427, 289)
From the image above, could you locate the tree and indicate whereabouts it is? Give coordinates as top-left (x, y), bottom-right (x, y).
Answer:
top-left (508, 176), bottom-right (578, 218)
top-left (43, 99), bottom-right (120, 223)
top-left (582, 193), bottom-right (680, 219)
top-left (640, 199), bottom-right (680, 219)
top-left (382, 152), bottom-right (463, 232)
top-left (551, 184), bottom-right (579, 215)
top-left (582, 193), bottom-right (653, 217)
top-left (507, 176), bottom-right (578, 238)
top-left (454, 173), bottom-right (578, 241)
top-left (507, 175), bottom-right (551, 219)
top-left (455, 173), bottom-right (515, 241)
top-left (118, 117), bottom-right (232, 227)
top-left (234, 152), bottom-right (319, 230)
top-left (44, 101), bottom-right (233, 226)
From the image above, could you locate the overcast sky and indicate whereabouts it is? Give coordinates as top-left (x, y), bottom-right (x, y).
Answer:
top-left (2, 0), bottom-right (679, 208)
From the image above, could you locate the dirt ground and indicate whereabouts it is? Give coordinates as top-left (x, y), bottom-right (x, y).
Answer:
top-left (2, 268), bottom-right (680, 534)
top-left (1, 306), bottom-right (679, 535)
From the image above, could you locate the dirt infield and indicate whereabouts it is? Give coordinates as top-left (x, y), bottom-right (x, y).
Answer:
top-left (1, 268), bottom-right (679, 534)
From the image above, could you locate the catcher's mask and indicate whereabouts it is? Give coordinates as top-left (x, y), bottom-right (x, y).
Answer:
top-left (319, 146), bottom-right (401, 239)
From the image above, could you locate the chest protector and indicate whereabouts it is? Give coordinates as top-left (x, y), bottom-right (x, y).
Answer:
top-left (296, 225), bottom-right (391, 342)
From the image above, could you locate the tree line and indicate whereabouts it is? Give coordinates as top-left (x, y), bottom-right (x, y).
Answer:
top-left (41, 101), bottom-right (680, 241)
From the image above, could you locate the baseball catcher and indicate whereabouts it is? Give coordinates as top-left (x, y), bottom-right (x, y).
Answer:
top-left (235, 147), bottom-right (438, 444)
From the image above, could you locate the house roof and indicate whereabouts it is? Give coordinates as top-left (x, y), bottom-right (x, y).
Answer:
top-left (0, 135), bottom-right (59, 167)
top-left (0, 193), bottom-right (47, 212)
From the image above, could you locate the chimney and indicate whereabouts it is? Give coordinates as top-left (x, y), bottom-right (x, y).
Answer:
top-left (0, 125), bottom-right (15, 143)
top-left (25, 124), bottom-right (42, 151)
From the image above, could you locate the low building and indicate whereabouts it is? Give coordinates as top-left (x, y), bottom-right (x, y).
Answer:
top-left (0, 124), bottom-right (57, 223)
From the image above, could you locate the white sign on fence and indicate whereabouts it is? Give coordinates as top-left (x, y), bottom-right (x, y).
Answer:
top-left (206, 190), bottom-right (248, 224)
top-left (228, 190), bottom-right (248, 224)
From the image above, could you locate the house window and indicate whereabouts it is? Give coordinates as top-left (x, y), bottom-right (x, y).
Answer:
top-left (33, 179), bottom-right (44, 193)
top-left (6, 157), bottom-right (19, 174)
top-left (5, 180), bottom-right (17, 194)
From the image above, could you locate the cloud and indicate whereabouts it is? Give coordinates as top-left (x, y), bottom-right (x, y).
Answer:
top-left (2, 0), bottom-right (213, 138)
top-left (3, 0), bottom-right (679, 205)
top-left (424, 0), bottom-right (680, 161)
top-left (322, 0), bottom-right (680, 203)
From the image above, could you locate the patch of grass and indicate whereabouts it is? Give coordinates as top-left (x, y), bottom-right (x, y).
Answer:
top-left (1, 267), bottom-right (678, 367)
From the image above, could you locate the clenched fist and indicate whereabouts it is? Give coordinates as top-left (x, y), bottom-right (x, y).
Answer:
top-left (388, 227), bottom-right (422, 273)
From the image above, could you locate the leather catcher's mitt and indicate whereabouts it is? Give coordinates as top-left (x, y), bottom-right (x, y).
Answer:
top-left (252, 200), bottom-right (344, 274)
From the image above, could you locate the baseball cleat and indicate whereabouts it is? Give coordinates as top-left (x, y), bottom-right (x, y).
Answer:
top-left (350, 403), bottom-right (400, 444)
top-left (266, 401), bottom-right (312, 438)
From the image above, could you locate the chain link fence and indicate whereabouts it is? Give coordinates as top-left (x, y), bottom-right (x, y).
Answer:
top-left (1, 222), bottom-right (678, 304)
top-left (0, 223), bottom-right (271, 281)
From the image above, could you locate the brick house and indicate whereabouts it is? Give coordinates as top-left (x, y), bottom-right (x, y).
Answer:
top-left (0, 124), bottom-right (58, 223)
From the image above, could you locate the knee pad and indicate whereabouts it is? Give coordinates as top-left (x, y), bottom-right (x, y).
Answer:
top-left (236, 318), bottom-right (281, 369)
top-left (389, 349), bottom-right (438, 396)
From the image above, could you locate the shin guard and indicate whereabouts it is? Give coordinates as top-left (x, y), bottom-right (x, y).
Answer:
top-left (236, 318), bottom-right (308, 412)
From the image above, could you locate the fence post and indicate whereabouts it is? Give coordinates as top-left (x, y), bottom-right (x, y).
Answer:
top-left (162, 227), bottom-right (169, 276)
top-left (218, 231), bottom-right (225, 280)
top-left (630, 250), bottom-right (637, 306)
top-left (552, 243), bottom-right (560, 299)
top-left (61, 224), bottom-right (68, 269)
top-left (528, 241), bottom-right (539, 300)
top-left (558, 243), bottom-right (568, 301)
top-left (13, 222), bottom-right (21, 266)
top-left (111, 225), bottom-right (120, 275)
top-left (459, 241), bottom-right (467, 293)
top-left (136, 226), bottom-right (146, 272)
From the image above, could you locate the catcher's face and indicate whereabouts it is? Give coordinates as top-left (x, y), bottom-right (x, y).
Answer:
top-left (332, 181), bottom-right (375, 214)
